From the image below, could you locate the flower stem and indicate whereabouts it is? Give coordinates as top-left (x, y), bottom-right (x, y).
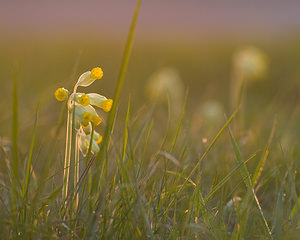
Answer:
top-left (62, 102), bottom-right (72, 207)
top-left (74, 132), bottom-right (80, 210)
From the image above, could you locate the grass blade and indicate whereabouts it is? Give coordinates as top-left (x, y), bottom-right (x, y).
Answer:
top-left (11, 65), bottom-right (19, 213)
top-left (205, 152), bottom-right (257, 203)
top-left (92, 0), bottom-right (142, 194)
top-left (252, 118), bottom-right (277, 186)
top-left (272, 183), bottom-right (285, 238)
top-left (22, 104), bottom-right (39, 221)
top-left (163, 108), bottom-right (239, 216)
top-left (227, 124), bottom-right (273, 239)
top-left (170, 89), bottom-right (188, 153)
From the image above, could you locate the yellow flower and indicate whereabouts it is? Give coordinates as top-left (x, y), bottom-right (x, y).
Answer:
top-left (90, 67), bottom-right (103, 80)
top-left (78, 94), bottom-right (90, 106)
top-left (100, 99), bottom-right (113, 112)
top-left (87, 93), bottom-right (113, 112)
top-left (76, 67), bottom-right (103, 87)
top-left (92, 115), bottom-right (102, 126)
top-left (82, 112), bottom-right (93, 126)
top-left (54, 88), bottom-right (69, 101)
top-left (73, 103), bottom-right (102, 128)
top-left (70, 93), bottom-right (90, 106)
top-left (59, 66), bottom-right (111, 203)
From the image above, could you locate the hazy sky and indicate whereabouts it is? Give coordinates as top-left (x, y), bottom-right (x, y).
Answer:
top-left (1, 1), bottom-right (300, 40)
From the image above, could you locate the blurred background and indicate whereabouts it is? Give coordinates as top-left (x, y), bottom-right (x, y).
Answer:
top-left (0, 0), bottom-right (300, 152)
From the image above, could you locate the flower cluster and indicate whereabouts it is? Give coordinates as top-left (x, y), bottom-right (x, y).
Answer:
top-left (54, 67), bottom-right (113, 155)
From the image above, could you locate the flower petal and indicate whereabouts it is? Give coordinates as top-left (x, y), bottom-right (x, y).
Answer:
top-left (76, 71), bottom-right (96, 87)
top-left (87, 93), bottom-right (107, 107)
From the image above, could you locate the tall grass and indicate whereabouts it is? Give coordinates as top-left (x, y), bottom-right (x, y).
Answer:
top-left (0, 1), bottom-right (300, 239)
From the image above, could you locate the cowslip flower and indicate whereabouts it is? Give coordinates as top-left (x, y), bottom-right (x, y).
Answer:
top-left (87, 93), bottom-right (113, 112)
top-left (72, 103), bottom-right (102, 129)
top-left (54, 67), bottom-right (112, 155)
top-left (54, 88), bottom-right (69, 101)
top-left (78, 94), bottom-right (90, 106)
top-left (56, 66), bottom-right (112, 206)
top-left (75, 67), bottom-right (103, 87)
top-left (71, 93), bottom-right (113, 112)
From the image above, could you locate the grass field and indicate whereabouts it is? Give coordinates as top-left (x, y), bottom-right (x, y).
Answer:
top-left (0, 1), bottom-right (300, 239)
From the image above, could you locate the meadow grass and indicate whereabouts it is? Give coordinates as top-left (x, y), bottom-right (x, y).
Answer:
top-left (1, 1), bottom-right (300, 239)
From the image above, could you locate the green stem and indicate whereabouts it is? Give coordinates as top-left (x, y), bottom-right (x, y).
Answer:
top-left (22, 104), bottom-right (39, 222)
top-left (11, 66), bottom-right (19, 213)
top-left (62, 104), bottom-right (72, 206)
top-left (87, 124), bottom-right (95, 191)
top-left (74, 132), bottom-right (80, 210)
top-left (92, 0), bottom-right (142, 195)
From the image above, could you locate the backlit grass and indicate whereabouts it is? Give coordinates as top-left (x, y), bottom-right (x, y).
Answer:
top-left (0, 1), bottom-right (300, 239)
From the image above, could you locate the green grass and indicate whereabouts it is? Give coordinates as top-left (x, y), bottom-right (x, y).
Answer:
top-left (1, 1), bottom-right (300, 239)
